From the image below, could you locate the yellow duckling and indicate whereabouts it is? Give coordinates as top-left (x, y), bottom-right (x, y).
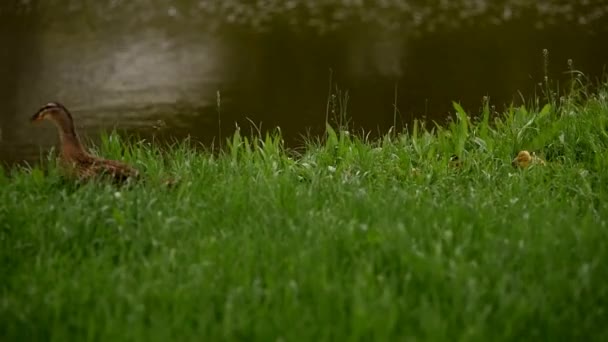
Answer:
top-left (511, 150), bottom-right (546, 169)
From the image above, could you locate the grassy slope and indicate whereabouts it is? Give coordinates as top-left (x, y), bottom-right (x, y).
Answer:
top-left (1, 85), bottom-right (608, 341)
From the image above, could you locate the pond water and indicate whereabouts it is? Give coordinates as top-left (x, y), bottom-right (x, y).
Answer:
top-left (1, 1), bottom-right (607, 166)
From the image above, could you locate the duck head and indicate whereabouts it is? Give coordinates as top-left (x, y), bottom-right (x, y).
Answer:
top-left (512, 150), bottom-right (532, 168)
top-left (31, 102), bottom-right (78, 134)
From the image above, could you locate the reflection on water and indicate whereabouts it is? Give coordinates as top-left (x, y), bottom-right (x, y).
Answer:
top-left (1, 1), bottom-right (607, 166)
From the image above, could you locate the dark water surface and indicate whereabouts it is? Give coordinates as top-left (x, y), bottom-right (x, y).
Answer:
top-left (1, 1), bottom-right (607, 165)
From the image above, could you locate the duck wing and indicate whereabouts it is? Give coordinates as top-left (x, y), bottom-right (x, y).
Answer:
top-left (65, 155), bottom-right (140, 184)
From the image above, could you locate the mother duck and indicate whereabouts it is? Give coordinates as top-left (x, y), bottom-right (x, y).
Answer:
top-left (31, 102), bottom-right (140, 183)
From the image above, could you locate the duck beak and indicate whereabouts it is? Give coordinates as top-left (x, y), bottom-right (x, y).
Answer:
top-left (31, 111), bottom-right (45, 122)
top-left (511, 157), bottom-right (518, 167)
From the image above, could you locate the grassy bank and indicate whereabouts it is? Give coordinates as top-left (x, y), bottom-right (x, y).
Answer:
top-left (1, 83), bottom-right (608, 341)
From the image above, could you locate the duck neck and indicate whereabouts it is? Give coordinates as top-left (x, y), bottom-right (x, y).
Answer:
top-left (56, 122), bottom-right (87, 159)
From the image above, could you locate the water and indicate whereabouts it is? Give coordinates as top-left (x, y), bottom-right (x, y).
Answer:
top-left (1, 0), bottom-right (607, 166)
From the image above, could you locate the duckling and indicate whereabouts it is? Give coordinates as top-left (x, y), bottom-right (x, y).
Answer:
top-left (31, 102), bottom-right (140, 183)
top-left (449, 154), bottom-right (462, 168)
top-left (511, 150), bottom-right (546, 169)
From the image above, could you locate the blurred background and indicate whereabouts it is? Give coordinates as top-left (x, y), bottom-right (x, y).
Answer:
top-left (1, 0), bottom-right (607, 165)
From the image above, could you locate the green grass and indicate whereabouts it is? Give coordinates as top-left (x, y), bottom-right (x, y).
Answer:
top-left (1, 83), bottom-right (608, 341)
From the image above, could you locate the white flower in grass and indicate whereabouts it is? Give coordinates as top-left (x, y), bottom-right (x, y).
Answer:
top-left (327, 165), bottom-right (336, 173)
top-left (114, 192), bottom-right (122, 199)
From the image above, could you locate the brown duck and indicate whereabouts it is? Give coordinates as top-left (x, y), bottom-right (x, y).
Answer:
top-left (31, 102), bottom-right (140, 183)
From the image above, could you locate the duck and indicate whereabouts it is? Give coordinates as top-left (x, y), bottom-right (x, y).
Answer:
top-left (31, 102), bottom-right (140, 183)
top-left (511, 150), bottom-right (546, 169)
top-left (449, 154), bottom-right (462, 168)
